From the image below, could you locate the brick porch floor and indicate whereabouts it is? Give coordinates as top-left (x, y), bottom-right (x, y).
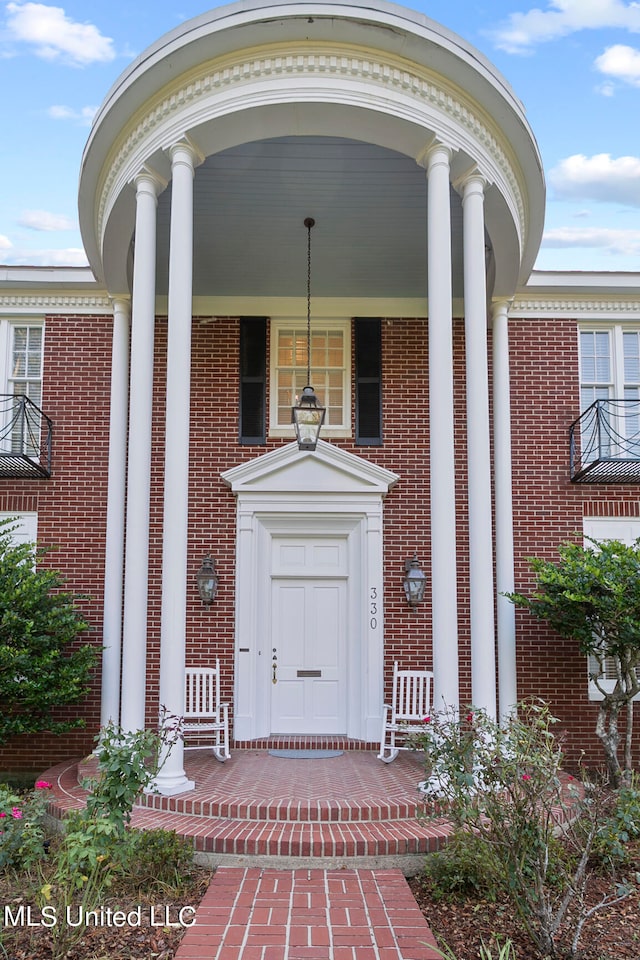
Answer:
top-left (41, 745), bottom-right (448, 960)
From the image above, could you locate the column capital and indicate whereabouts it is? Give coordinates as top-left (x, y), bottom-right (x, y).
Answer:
top-left (415, 137), bottom-right (453, 172)
top-left (133, 164), bottom-right (167, 198)
top-left (454, 165), bottom-right (489, 198)
top-left (167, 135), bottom-right (205, 170)
top-left (109, 295), bottom-right (131, 316)
top-left (490, 298), bottom-right (514, 322)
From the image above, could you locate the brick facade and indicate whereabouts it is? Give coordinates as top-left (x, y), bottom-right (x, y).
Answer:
top-left (1, 311), bottom-right (638, 771)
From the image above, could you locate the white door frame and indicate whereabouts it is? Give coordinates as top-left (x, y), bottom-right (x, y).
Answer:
top-left (222, 441), bottom-right (398, 742)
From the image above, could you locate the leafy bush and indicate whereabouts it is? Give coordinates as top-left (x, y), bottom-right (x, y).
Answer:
top-left (413, 700), bottom-right (635, 958)
top-left (122, 828), bottom-right (195, 890)
top-left (0, 779), bottom-right (52, 870)
top-left (422, 829), bottom-right (505, 902)
top-left (0, 516), bottom-right (96, 744)
top-left (593, 775), bottom-right (640, 866)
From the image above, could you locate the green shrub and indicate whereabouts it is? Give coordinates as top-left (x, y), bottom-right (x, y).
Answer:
top-left (422, 829), bottom-right (505, 902)
top-left (0, 779), bottom-right (52, 870)
top-left (593, 775), bottom-right (640, 866)
top-left (122, 828), bottom-right (194, 890)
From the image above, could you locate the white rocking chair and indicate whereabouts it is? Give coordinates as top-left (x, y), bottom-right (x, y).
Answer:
top-left (378, 661), bottom-right (433, 763)
top-left (184, 662), bottom-right (230, 762)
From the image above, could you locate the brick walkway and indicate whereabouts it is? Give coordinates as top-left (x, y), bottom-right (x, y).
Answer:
top-left (174, 867), bottom-right (442, 960)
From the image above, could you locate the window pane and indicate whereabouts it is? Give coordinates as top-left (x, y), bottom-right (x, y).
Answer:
top-left (580, 331), bottom-right (610, 385)
top-left (624, 332), bottom-right (640, 385)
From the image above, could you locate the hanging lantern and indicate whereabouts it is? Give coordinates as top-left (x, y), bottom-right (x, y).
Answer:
top-left (291, 217), bottom-right (326, 451)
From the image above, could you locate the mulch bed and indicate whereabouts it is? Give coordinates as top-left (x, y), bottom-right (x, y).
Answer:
top-left (409, 867), bottom-right (640, 959)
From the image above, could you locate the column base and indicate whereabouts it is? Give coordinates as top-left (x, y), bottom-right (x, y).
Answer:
top-left (148, 774), bottom-right (195, 797)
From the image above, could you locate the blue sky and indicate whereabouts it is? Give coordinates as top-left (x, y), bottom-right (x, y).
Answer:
top-left (0, 0), bottom-right (639, 274)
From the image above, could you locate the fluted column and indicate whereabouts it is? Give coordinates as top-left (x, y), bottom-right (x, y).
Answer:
top-left (461, 172), bottom-right (496, 718)
top-left (492, 299), bottom-right (518, 717)
top-left (425, 142), bottom-right (459, 712)
top-left (120, 169), bottom-right (164, 733)
top-left (101, 296), bottom-right (130, 726)
top-left (155, 140), bottom-right (202, 795)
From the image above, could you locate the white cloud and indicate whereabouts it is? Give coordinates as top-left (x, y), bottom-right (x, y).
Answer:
top-left (4, 2), bottom-right (115, 66)
top-left (0, 235), bottom-right (13, 250)
top-left (595, 43), bottom-right (640, 85)
top-left (542, 225), bottom-right (640, 255)
top-left (47, 104), bottom-right (97, 125)
top-left (549, 153), bottom-right (640, 205)
top-left (17, 209), bottom-right (76, 231)
top-left (489, 0), bottom-right (640, 54)
top-left (0, 245), bottom-right (88, 266)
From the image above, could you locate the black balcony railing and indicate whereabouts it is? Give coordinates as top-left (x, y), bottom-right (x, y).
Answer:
top-left (570, 399), bottom-right (640, 483)
top-left (0, 394), bottom-right (52, 479)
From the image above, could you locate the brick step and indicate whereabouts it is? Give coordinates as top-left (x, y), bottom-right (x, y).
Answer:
top-left (42, 751), bottom-right (446, 869)
top-left (136, 787), bottom-right (427, 822)
top-left (129, 804), bottom-right (448, 860)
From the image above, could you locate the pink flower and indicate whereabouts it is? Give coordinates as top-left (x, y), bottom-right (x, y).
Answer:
top-left (0, 812), bottom-right (6, 819)
top-left (35, 780), bottom-right (52, 790)
top-left (522, 774), bottom-right (532, 781)
top-left (11, 807), bottom-right (22, 819)
top-left (423, 716), bottom-right (431, 724)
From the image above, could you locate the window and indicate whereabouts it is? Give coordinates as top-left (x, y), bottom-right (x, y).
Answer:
top-left (269, 319), bottom-right (351, 438)
top-left (579, 326), bottom-right (640, 459)
top-left (1, 321), bottom-right (44, 456)
top-left (0, 512), bottom-right (38, 545)
top-left (583, 518), bottom-right (640, 701)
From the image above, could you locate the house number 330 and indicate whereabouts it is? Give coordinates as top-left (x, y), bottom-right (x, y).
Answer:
top-left (369, 587), bottom-right (378, 630)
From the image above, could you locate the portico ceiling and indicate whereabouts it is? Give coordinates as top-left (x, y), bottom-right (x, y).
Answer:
top-left (155, 135), bottom-right (464, 301)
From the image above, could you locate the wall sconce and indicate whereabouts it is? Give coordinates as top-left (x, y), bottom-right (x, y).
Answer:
top-left (403, 554), bottom-right (426, 608)
top-left (291, 217), bottom-right (326, 451)
top-left (196, 554), bottom-right (218, 605)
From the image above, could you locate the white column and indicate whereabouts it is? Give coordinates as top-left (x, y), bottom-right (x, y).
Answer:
top-left (461, 172), bottom-right (496, 718)
top-left (155, 141), bottom-right (200, 795)
top-left (120, 169), bottom-right (164, 733)
top-left (492, 299), bottom-right (518, 717)
top-left (425, 142), bottom-right (459, 712)
top-left (101, 296), bottom-right (130, 726)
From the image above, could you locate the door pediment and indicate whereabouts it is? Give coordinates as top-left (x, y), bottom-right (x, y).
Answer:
top-left (222, 440), bottom-right (398, 495)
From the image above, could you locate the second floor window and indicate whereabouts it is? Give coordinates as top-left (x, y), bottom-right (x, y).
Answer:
top-left (2, 323), bottom-right (44, 456)
top-left (579, 326), bottom-right (640, 459)
top-left (270, 319), bottom-right (351, 438)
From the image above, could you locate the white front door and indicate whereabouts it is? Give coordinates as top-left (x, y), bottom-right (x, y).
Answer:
top-left (271, 575), bottom-right (347, 734)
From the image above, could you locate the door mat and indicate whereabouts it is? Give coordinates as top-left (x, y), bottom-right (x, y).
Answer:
top-left (268, 749), bottom-right (343, 759)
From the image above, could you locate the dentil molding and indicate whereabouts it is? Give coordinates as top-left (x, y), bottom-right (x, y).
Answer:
top-left (97, 41), bottom-right (525, 245)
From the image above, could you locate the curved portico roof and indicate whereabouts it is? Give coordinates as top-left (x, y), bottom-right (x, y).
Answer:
top-left (79, 0), bottom-right (545, 303)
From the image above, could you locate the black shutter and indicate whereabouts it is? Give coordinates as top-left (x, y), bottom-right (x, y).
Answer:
top-left (239, 317), bottom-right (267, 444)
top-left (355, 318), bottom-right (382, 445)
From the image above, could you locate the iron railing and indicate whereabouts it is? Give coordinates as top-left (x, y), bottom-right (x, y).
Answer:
top-left (0, 394), bottom-right (52, 478)
top-left (570, 398), bottom-right (640, 483)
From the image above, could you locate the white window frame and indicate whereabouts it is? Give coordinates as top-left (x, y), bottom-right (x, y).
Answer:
top-left (268, 317), bottom-right (352, 439)
top-left (579, 323), bottom-right (640, 404)
top-left (579, 323), bottom-right (640, 462)
top-left (0, 319), bottom-right (45, 455)
top-left (583, 517), bottom-right (640, 701)
top-left (0, 511), bottom-right (38, 545)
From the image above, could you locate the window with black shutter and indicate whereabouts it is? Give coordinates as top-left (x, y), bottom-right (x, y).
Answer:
top-left (354, 318), bottom-right (382, 445)
top-left (239, 317), bottom-right (267, 444)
